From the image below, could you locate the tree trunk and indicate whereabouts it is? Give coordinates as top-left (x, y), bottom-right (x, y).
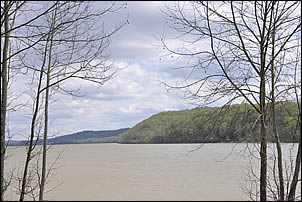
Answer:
top-left (39, 29), bottom-right (54, 201)
top-left (273, 109), bottom-right (285, 201)
top-left (19, 39), bottom-right (49, 201)
top-left (259, 85), bottom-right (267, 201)
top-left (288, 140), bottom-right (301, 201)
top-left (270, 23), bottom-right (285, 200)
top-left (19, 72), bottom-right (43, 201)
top-left (259, 30), bottom-right (267, 202)
top-left (1, 1), bottom-right (10, 200)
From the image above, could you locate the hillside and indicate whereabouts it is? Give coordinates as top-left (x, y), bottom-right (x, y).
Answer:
top-left (8, 128), bottom-right (129, 146)
top-left (119, 101), bottom-right (300, 144)
top-left (48, 128), bottom-right (129, 144)
top-left (7, 101), bottom-right (300, 146)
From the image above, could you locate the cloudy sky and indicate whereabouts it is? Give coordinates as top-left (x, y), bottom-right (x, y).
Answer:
top-left (7, 1), bottom-right (300, 140)
top-left (9, 1), bottom-right (203, 140)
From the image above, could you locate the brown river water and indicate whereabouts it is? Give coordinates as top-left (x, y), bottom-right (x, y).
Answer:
top-left (4, 143), bottom-right (300, 201)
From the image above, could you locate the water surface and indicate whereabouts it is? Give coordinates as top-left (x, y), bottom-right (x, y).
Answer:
top-left (5, 143), bottom-right (300, 201)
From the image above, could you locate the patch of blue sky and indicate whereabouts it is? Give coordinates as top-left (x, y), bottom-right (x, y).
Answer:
top-left (130, 60), bottom-right (158, 73)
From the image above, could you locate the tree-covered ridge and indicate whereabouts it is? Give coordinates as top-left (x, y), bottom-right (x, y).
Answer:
top-left (47, 128), bottom-right (129, 144)
top-left (119, 101), bottom-right (300, 144)
top-left (7, 128), bottom-right (130, 146)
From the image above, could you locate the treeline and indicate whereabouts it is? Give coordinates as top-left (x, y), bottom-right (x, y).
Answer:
top-left (119, 101), bottom-right (300, 144)
top-left (7, 128), bottom-right (129, 146)
top-left (46, 128), bottom-right (129, 144)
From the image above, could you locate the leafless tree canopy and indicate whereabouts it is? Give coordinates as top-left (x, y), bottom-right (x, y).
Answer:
top-left (161, 1), bottom-right (300, 107)
top-left (1, 1), bottom-right (127, 201)
top-left (160, 1), bottom-right (301, 201)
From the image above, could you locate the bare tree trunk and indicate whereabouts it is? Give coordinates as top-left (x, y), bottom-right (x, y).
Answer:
top-left (288, 52), bottom-right (302, 200)
top-left (259, 4), bottom-right (268, 197)
top-left (19, 39), bottom-right (49, 201)
top-left (259, 73), bottom-right (267, 201)
top-left (38, 68), bottom-right (49, 201)
top-left (272, 75), bottom-right (285, 202)
top-left (270, 25), bottom-right (285, 200)
top-left (39, 43), bottom-right (51, 202)
top-left (38, 51), bottom-right (50, 201)
top-left (19, 73), bottom-right (43, 201)
top-left (1, 2), bottom-right (10, 200)
top-left (39, 24), bottom-right (54, 201)
top-left (288, 140), bottom-right (301, 201)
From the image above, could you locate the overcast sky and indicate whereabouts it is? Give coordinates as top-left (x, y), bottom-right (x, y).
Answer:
top-left (8, 1), bottom-right (300, 140)
top-left (6, 1), bottom-right (202, 140)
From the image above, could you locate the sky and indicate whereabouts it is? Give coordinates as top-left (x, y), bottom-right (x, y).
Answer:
top-left (6, 1), bottom-right (301, 141)
top-left (8, 1), bottom-right (200, 140)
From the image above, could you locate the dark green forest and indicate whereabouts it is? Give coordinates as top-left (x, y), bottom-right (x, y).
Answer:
top-left (119, 101), bottom-right (300, 144)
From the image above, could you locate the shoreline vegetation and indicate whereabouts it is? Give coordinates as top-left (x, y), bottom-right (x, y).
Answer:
top-left (120, 101), bottom-right (300, 144)
top-left (8, 101), bottom-right (300, 146)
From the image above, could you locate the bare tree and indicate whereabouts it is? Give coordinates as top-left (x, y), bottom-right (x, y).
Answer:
top-left (1, 2), bottom-right (65, 200)
top-left (1, 2), bottom-right (10, 200)
top-left (2, 1), bottom-right (127, 201)
top-left (269, 10), bottom-right (284, 200)
top-left (160, 1), bottom-right (300, 200)
top-left (14, 1), bottom-right (127, 201)
top-left (285, 40), bottom-right (301, 201)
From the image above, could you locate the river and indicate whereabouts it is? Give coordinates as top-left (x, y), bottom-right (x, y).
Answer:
top-left (4, 143), bottom-right (300, 201)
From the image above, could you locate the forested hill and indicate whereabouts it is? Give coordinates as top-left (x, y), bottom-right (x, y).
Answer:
top-left (119, 101), bottom-right (300, 144)
top-left (8, 128), bottom-right (130, 146)
top-left (47, 128), bottom-right (130, 144)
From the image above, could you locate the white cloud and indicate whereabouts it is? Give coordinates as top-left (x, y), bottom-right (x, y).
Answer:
top-left (7, 62), bottom-right (193, 140)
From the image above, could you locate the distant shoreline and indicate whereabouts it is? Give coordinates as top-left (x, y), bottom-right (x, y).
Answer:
top-left (7, 141), bottom-right (299, 147)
